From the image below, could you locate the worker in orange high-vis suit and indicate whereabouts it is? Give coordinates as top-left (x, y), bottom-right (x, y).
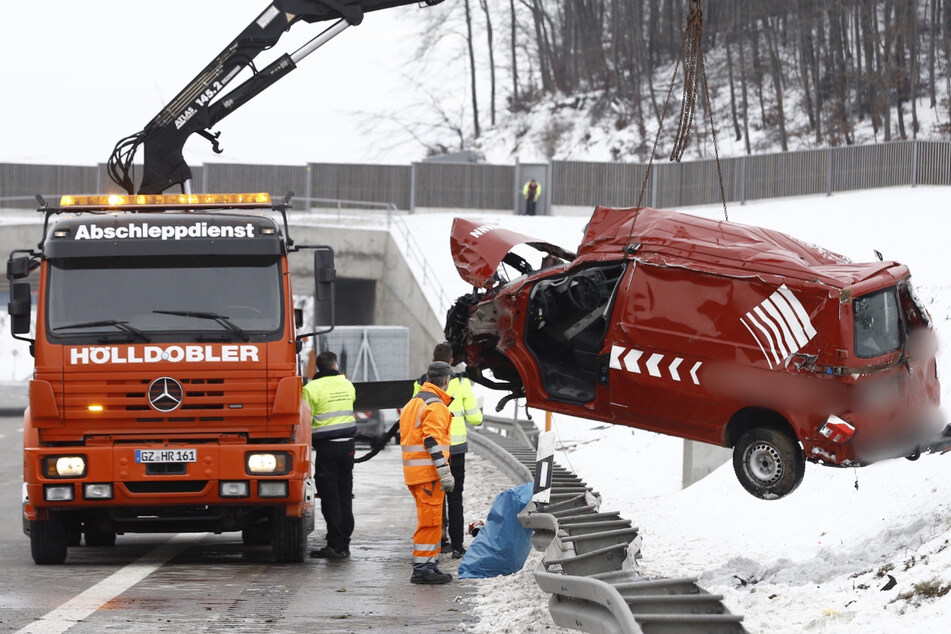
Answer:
top-left (400, 361), bottom-right (456, 585)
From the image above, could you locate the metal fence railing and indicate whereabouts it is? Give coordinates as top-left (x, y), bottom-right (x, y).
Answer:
top-left (2, 140), bottom-right (948, 212)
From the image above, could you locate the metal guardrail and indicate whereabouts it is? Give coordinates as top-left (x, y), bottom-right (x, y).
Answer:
top-left (469, 422), bottom-right (746, 634)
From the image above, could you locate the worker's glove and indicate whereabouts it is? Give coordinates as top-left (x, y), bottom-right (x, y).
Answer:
top-left (436, 464), bottom-right (455, 492)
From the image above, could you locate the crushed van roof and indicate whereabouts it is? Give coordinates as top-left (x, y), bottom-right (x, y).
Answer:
top-left (578, 207), bottom-right (898, 287)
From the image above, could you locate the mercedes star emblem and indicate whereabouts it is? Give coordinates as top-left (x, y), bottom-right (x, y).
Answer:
top-left (148, 377), bottom-right (184, 413)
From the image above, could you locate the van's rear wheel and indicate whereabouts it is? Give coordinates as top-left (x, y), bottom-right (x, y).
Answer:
top-left (271, 511), bottom-right (306, 562)
top-left (733, 427), bottom-right (805, 500)
top-left (30, 516), bottom-right (68, 565)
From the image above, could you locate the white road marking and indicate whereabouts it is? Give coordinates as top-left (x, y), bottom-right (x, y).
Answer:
top-left (15, 533), bottom-right (205, 634)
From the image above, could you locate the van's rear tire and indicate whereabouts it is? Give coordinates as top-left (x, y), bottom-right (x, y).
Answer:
top-left (733, 427), bottom-right (805, 500)
top-left (30, 516), bottom-right (68, 565)
top-left (271, 512), bottom-right (306, 562)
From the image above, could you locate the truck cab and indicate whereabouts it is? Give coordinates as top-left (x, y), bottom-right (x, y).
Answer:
top-left (8, 193), bottom-right (334, 563)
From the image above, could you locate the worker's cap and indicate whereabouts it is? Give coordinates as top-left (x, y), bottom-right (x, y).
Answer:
top-left (426, 361), bottom-right (453, 379)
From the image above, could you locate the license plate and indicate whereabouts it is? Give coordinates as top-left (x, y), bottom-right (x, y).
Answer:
top-left (135, 448), bottom-right (197, 463)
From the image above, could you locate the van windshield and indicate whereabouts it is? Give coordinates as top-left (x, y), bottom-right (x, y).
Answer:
top-left (46, 254), bottom-right (282, 341)
top-left (853, 288), bottom-right (902, 358)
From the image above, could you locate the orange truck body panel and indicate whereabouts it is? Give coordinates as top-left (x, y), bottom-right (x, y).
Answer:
top-left (18, 207), bottom-right (316, 543)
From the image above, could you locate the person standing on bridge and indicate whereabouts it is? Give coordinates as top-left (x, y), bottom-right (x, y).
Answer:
top-left (304, 350), bottom-right (356, 559)
top-left (522, 178), bottom-right (541, 216)
top-left (400, 361), bottom-right (455, 584)
top-left (413, 343), bottom-right (483, 559)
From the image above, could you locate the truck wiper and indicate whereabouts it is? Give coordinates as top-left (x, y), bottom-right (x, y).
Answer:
top-left (153, 310), bottom-right (250, 342)
top-left (53, 320), bottom-right (151, 342)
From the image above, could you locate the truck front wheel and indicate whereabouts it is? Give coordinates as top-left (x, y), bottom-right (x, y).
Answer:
top-left (30, 516), bottom-right (68, 565)
top-left (271, 511), bottom-right (306, 562)
top-left (733, 427), bottom-right (805, 500)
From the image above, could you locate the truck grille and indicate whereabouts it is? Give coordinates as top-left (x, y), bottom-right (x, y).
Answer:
top-left (61, 370), bottom-right (278, 426)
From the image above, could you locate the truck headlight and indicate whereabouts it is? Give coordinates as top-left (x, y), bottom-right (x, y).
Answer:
top-left (246, 452), bottom-right (290, 475)
top-left (43, 455), bottom-right (87, 478)
top-left (83, 483), bottom-right (114, 500)
top-left (44, 484), bottom-right (75, 501)
top-left (220, 481), bottom-right (250, 497)
top-left (258, 481), bottom-right (288, 498)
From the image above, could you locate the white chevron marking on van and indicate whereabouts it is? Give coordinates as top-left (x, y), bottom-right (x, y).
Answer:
top-left (689, 361), bottom-right (702, 385)
top-left (609, 346), bottom-right (702, 386)
top-left (743, 285), bottom-right (817, 366)
top-left (623, 349), bottom-right (643, 373)
top-left (669, 357), bottom-right (683, 381)
top-left (646, 353), bottom-right (664, 377)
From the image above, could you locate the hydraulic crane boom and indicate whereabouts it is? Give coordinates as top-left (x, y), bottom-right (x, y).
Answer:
top-left (108, 0), bottom-right (445, 195)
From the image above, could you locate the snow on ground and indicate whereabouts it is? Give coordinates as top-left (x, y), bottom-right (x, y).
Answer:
top-left (394, 185), bottom-right (951, 633)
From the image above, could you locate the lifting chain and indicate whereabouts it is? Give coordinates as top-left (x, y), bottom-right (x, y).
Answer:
top-left (633, 0), bottom-right (728, 246)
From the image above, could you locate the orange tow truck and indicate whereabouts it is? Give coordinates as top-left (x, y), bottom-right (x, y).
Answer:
top-left (6, 0), bottom-right (446, 564)
top-left (8, 192), bottom-right (336, 563)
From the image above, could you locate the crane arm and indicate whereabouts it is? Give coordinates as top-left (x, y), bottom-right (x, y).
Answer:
top-left (109, 0), bottom-right (445, 195)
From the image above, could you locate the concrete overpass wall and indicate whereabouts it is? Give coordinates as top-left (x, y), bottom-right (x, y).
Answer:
top-left (287, 224), bottom-right (442, 375)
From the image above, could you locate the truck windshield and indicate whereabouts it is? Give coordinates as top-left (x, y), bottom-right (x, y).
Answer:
top-left (853, 287), bottom-right (902, 359)
top-left (46, 255), bottom-right (282, 340)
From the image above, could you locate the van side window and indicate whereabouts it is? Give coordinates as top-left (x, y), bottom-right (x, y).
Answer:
top-left (526, 263), bottom-right (625, 403)
top-left (853, 288), bottom-right (902, 358)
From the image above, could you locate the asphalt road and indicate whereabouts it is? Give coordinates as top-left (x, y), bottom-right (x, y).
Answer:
top-left (0, 416), bottom-right (475, 633)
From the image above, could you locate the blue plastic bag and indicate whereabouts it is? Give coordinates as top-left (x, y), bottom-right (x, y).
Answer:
top-left (458, 482), bottom-right (534, 578)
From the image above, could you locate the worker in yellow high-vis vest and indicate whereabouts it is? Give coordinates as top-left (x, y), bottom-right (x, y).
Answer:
top-left (303, 350), bottom-right (356, 559)
top-left (412, 343), bottom-right (483, 559)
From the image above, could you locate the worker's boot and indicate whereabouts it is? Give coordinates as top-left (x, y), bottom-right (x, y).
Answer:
top-left (410, 562), bottom-right (452, 585)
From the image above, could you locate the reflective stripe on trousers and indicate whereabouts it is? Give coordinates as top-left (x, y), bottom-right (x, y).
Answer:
top-left (409, 481), bottom-right (445, 564)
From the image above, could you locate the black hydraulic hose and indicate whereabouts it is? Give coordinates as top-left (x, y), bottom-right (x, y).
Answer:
top-left (354, 420), bottom-right (400, 463)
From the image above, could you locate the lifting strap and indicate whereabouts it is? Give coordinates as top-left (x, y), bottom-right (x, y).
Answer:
top-left (631, 0), bottom-right (728, 251)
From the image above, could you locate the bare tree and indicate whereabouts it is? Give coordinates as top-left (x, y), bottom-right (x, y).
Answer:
top-left (479, 0), bottom-right (498, 125)
top-left (463, 0), bottom-right (481, 137)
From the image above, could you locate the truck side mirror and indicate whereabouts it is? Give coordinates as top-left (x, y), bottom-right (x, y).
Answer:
top-left (314, 247), bottom-right (335, 334)
top-left (7, 255), bottom-right (32, 280)
top-left (294, 308), bottom-right (304, 329)
top-left (8, 281), bottom-right (32, 334)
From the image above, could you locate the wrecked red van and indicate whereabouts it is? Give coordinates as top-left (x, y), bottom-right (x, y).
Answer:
top-left (445, 207), bottom-right (945, 499)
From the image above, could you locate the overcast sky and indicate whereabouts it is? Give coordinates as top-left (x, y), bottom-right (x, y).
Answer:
top-left (0, 0), bottom-right (438, 167)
